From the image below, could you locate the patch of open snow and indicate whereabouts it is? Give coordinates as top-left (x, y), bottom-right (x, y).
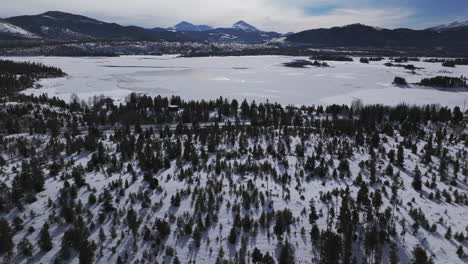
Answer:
top-left (0, 21), bottom-right (40, 39)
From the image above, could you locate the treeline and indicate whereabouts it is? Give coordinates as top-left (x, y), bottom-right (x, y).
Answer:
top-left (310, 55), bottom-right (353, 62)
top-left (2, 93), bottom-right (465, 136)
top-left (419, 76), bottom-right (467, 89)
top-left (425, 58), bottom-right (468, 67)
top-left (391, 57), bottom-right (420, 63)
top-left (283, 60), bottom-right (329, 68)
top-left (384, 62), bottom-right (420, 70)
top-left (0, 60), bottom-right (66, 96)
top-left (0, 60), bottom-right (64, 76)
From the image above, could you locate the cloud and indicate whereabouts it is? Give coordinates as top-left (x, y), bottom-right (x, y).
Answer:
top-left (0, 0), bottom-right (414, 32)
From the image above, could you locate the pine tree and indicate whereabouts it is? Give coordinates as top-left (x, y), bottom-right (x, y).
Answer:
top-left (39, 223), bottom-right (53, 251)
top-left (456, 245), bottom-right (464, 258)
top-left (397, 144), bottom-right (405, 167)
top-left (389, 244), bottom-right (399, 264)
top-left (127, 208), bottom-right (140, 236)
top-left (412, 246), bottom-right (433, 264)
top-left (0, 218), bottom-right (14, 254)
top-left (18, 237), bottom-right (33, 257)
top-left (252, 247), bottom-right (263, 263)
top-left (320, 230), bottom-right (342, 264)
top-left (412, 166), bottom-right (422, 191)
top-left (444, 226), bottom-right (452, 240)
top-left (171, 193), bottom-right (181, 207)
top-left (79, 239), bottom-right (95, 264)
top-left (338, 191), bottom-right (353, 264)
top-left (263, 252), bottom-right (276, 264)
top-left (228, 227), bottom-right (237, 244)
top-left (278, 241), bottom-right (294, 264)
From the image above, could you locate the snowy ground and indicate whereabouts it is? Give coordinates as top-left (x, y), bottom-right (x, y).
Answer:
top-left (2, 55), bottom-right (468, 107)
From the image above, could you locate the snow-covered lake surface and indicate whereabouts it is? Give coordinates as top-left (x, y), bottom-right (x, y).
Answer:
top-left (4, 55), bottom-right (468, 107)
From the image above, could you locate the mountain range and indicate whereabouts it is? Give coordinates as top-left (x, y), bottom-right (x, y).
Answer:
top-left (1, 11), bottom-right (468, 48)
top-left (0, 11), bottom-right (283, 44)
top-left (285, 23), bottom-right (468, 48)
top-left (156, 20), bottom-right (282, 43)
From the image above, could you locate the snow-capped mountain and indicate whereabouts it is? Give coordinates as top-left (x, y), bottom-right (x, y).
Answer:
top-left (0, 19), bottom-right (40, 39)
top-left (427, 20), bottom-right (468, 32)
top-left (169, 21), bottom-right (213, 32)
top-left (232, 20), bottom-right (260, 32)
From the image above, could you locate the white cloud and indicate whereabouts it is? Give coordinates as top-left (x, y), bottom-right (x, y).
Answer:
top-left (0, 0), bottom-right (414, 32)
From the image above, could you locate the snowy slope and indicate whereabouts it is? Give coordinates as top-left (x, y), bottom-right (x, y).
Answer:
top-left (0, 100), bottom-right (466, 264)
top-left (0, 20), bottom-right (40, 39)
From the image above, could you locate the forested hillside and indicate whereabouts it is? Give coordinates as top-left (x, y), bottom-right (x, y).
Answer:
top-left (0, 93), bottom-right (466, 264)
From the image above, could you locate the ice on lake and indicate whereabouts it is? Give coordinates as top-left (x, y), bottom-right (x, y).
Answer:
top-left (4, 55), bottom-right (468, 107)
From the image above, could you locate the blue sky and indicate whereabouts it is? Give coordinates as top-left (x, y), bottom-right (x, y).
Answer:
top-left (1, 0), bottom-right (467, 32)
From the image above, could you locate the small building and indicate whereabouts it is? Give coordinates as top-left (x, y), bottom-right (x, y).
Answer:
top-left (168, 105), bottom-right (180, 112)
top-left (463, 111), bottom-right (468, 122)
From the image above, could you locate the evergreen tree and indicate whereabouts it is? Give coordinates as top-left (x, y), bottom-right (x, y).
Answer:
top-left (278, 241), bottom-right (294, 264)
top-left (456, 245), bottom-right (464, 259)
top-left (412, 246), bottom-right (433, 264)
top-left (39, 223), bottom-right (53, 251)
top-left (252, 247), bottom-right (263, 263)
top-left (17, 237), bottom-right (33, 257)
top-left (412, 166), bottom-right (422, 191)
top-left (389, 244), bottom-right (399, 264)
top-left (0, 218), bottom-right (14, 254)
top-left (263, 252), bottom-right (276, 264)
top-left (78, 240), bottom-right (95, 264)
top-left (127, 208), bottom-right (140, 236)
top-left (397, 144), bottom-right (405, 167)
top-left (320, 231), bottom-right (342, 264)
top-left (444, 226), bottom-right (452, 240)
top-left (228, 227), bottom-right (237, 244)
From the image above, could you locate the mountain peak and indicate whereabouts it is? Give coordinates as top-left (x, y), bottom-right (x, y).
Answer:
top-left (175, 21), bottom-right (194, 27)
top-left (232, 20), bottom-right (259, 32)
top-left (171, 21), bottom-right (212, 32)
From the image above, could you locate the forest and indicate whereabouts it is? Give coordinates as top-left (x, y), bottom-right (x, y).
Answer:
top-left (0, 92), bottom-right (466, 264)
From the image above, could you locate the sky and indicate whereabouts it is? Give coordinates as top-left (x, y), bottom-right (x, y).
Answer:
top-left (1, 0), bottom-right (467, 33)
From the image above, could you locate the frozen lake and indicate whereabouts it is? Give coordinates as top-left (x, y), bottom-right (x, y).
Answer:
top-left (5, 55), bottom-right (468, 107)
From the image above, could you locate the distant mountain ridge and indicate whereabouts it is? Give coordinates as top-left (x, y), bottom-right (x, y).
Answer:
top-left (427, 20), bottom-right (468, 32)
top-left (160, 20), bottom-right (283, 44)
top-left (286, 23), bottom-right (468, 48)
top-left (167, 21), bottom-right (213, 32)
top-left (3, 11), bottom-right (182, 41)
top-left (0, 12), bottom-right (283, 43)
top-left (1, 11), bottom-right (468, 48)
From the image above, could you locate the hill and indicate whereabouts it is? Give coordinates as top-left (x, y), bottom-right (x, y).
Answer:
top-left (4, 11), bottom-right (182, 41)
top-left (286, 23), bottom-right (468, 49)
